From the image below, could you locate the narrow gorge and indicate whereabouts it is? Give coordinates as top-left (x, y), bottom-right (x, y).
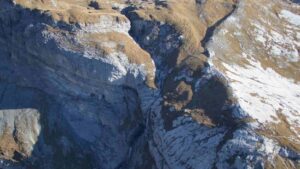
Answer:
top-left (0, 0), bottom-right (299, 169)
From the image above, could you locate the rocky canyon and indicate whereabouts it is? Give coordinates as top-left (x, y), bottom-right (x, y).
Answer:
top-left (0, 0), bottom-right (299, 168)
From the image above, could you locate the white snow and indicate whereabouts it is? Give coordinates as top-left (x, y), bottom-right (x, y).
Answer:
top-left (222, 57), bottom-right (300, 126)
top-left (111, 3), bottom-right (127, 11)
top-left (252, 22), bottom-right (267, 44)
top-left (50, 0), bottom-right (57, 7)
top-left (270, 46), bottom-right (282, 56)
top-left (261, 137), bottom-right (280, 157)
top-left (80, 15), bottom-right (130, 35)
top-left (252, 22), bottom-right (299, 62)
top-left (206, 2), bottom-right (300, 127)
top-left (154, 116), bottom-right (227, 169)
top-left (280, 10), bottom-right (300, 26)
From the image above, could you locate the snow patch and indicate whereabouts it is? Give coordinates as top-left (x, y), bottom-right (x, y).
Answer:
top-left (80, 16), bottom-right (130, 35)
top-left (280, 10), bottom-right (300, 26)
top-left (222, 57), bottom-right (300, 126)
top-left (252, 22), bottom-right (299, 62)
top-left (260, 137), bottom-right (280, 157)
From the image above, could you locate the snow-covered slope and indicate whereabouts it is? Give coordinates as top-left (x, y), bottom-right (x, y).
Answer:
top-left (208, 0), bottom-right (300, 158)
top-left (0, 0), bottom-right (299, 169)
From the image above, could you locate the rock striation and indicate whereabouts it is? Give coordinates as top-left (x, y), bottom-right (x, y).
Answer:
top-left (0, 0), bottom-right (299, 169)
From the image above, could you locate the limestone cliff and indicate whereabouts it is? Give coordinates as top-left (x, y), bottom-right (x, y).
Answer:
top-left (0, 0), bottom-right (299, 169)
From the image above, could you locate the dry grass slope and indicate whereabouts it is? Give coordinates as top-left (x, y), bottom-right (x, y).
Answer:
top-left (14, 0), bottom-right (128, 24)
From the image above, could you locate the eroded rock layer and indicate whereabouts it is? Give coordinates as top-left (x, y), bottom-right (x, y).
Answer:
top-left (0, 0), bottom-right (299, 169)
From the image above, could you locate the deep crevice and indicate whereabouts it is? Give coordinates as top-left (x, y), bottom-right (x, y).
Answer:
top-left (201, 4), bottom-right (238, 57)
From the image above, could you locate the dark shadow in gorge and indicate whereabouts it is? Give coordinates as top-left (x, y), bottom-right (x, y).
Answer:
top-left (122, 7), bottom-right (183, 88)
top-left (0, 82), bottom-right (97, 169)
top-left (122, 5), bottom-right (240, 131)
top-left (0, 81), bottom-right (150, 169)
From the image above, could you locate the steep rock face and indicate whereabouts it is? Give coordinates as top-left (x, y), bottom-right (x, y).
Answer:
top-left (0, 0), bottom-right (299, 169)
top-left (123, 1), bottom-right (279, 168)
top-left (0, 0), bottom-right (155, 168)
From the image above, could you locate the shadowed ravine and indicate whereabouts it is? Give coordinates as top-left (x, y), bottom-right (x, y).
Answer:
top-left (0, 0), bottom-right (299, 169)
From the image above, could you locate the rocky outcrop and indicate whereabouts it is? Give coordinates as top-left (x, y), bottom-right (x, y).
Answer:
top-left (0, 0), bottom-right (299, 169)
top-left (0, 0), bottom-right (155, 168)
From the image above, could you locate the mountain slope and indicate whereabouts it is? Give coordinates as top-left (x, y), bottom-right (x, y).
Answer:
top-left (0, 0), bottom-right (299, 168)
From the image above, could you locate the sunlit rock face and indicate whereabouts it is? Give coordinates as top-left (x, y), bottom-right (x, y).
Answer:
top-left (0, 0), bottom-right (299, 169)
top-left (0, 108), bottom-right (40, 159)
